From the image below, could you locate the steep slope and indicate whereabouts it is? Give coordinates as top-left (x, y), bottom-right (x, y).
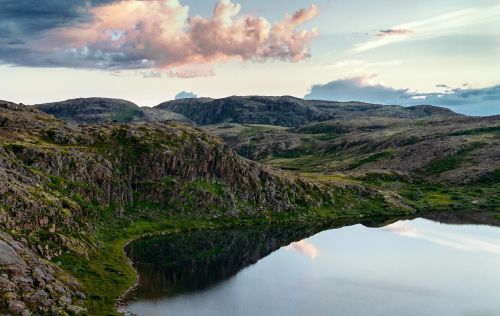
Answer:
top-left (156, 95), bottom-right (460, 127)
top-left (1, 100), bottom-right (401, 315)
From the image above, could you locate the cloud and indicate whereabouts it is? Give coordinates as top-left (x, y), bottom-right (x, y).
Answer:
top-left (377, 29), bottom-right (414, 36)
top-left (326, 59), bottom-right (403, 69)
top-left (385, 221), bottom-right (500, 254)
top-left (436, 84), bottom-right (451, 89)
top-left (284, 240), bottom-right (319, 259)
top-left (305, 76), bottom-right (500, 116)
top-left (353, 4), bottom-right (500, 53)
top-left (305, 75), bottom-right (411, 105)
top-left (0, 0), bottom-right (319, 77)
top-left (175, 91), bottom-right (198, 100)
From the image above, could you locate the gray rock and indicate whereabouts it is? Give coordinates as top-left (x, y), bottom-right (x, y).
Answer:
top-left (0, 240), bottom-right (26, 272)
top-left (66, 305), bottom-right (87, 315)
top-left (75, 291), bottom-right (86, 300)
top-left (8, 300), bottom-right (29, 316)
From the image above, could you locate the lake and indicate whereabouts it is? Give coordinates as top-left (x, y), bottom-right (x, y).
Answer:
top-left (124, 212), bottom-right (500, 316)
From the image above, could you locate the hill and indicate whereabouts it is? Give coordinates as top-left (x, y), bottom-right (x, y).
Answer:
top-left (34, 98), bottom-right (189, 124)
top-left (1, 96), bottom-right (498, 314)
top-left (156, 95), bottom-right (460, 127)
top-left (1, 100), bottom-right (401, 315)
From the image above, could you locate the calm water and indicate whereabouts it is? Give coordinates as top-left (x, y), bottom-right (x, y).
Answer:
top-left (125, 213), bottom-right (500, 316)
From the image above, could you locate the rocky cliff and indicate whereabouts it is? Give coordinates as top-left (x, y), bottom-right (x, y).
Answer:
top-left (2, 100), bottom-right (371, 315)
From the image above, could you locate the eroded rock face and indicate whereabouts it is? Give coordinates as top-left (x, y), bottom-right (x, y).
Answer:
top-left (0, 239), bottom-right (25, 269)
top-left (0, 102), bottom-right (343, 314)
top-left (0, 232), bottom-right (86, 315)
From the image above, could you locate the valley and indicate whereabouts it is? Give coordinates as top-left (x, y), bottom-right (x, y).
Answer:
top-left (0, 96), bottom-right (498, 315)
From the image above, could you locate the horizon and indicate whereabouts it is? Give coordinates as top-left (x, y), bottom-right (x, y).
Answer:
top-left (9, 94), bottom-right (492, 118)
top-left (1, 0), bottom-right (499, 115)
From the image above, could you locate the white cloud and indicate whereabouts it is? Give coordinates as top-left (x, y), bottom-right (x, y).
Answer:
top-left (385, 221), bottom-right (500, 255)
top-left (325, 59), bottom-right (403, 69)
top-left (305, 76), bottom-right (500, 116)
top-left (352, 4), bottom-right (500, 53)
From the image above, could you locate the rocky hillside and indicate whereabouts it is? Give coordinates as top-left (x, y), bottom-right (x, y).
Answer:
top-left (156, 95), bottom-right (460, 127)
top-left (207, 115), bottom-right (500, 184)
top-left (2, 100), bottom-right (399, 315)
top-left (2, 95), bottom-right (498, 314)
top-left (34, 98), bottom-right (188, 124)
top-left (34, 96), bottom-right (460, 128)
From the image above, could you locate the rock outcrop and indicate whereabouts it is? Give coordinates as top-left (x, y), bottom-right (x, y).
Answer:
top-left (156, 95), bottom-right (460, 127)
top-left (0, 100), bottom-right (347, 314)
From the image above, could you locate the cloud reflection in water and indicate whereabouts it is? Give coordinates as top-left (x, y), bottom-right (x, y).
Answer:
top-left (284, 240), bottom-right (319, 259)
top-left (385, 221), bottom-right (500, 254)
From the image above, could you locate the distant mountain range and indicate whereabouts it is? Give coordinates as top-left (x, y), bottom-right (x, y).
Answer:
top-left (0, 96), bottom-right (498, 315)
top-left (34, 96), bottom-right (459, 126)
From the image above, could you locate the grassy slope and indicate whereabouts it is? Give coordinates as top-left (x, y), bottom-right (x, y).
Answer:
top-left (2, 105), bottom-right (498, 314)
top-left (54, 201), bottom-right (403, 315)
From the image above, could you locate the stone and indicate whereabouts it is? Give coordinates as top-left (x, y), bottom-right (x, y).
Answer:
top-left (8, 300), bottom-right (29, 316)
top-left (0, 240), bottom-right (27, 273)
top-left (66, 305), bottom-right (87, 315)
top-left (59, 295), bottom-right (72, 306)
top-left (75, 291), bottom-right (86, 300)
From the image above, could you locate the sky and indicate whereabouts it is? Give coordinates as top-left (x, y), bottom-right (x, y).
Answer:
top-left (0, 0), bottom-right (499, 115)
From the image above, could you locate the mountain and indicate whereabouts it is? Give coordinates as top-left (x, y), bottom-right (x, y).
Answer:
top-left (34, 98), bottom-right (189, 124)
top-left (156, 95), bottom-right (460, 127)
top-left (34, 96), bottom-right (460, 128)
top-left (207, 115), bottom-right (500, 184)
top-left (1, 96), bottom-right (498, 315)
top-left (1, 100), bottom-right (400, 315)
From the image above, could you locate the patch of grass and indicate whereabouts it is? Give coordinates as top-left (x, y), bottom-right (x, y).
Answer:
top-left (297, 124), bottom-right (342, 135)
top-left (273, 147), bottom-right (312, 159)
top-left (358, 171), bottom-right (500, 212)
top-left (450, 125), bottom-right (500, 136)
top-left (348, 151), bottom-right (394, 170)
top-left (424, 142), bottom-right (485, 175)
top-left (192, 179), bottom-right (224, 196)
top-left (112, 108), bottom-right (143, 123)
top-left (477, 170), bottom-right (500, 184)
top-left (313, 134), bottom-right (338, 141)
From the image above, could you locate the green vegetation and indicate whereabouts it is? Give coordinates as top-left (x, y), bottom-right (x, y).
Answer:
top-left (112, 108), bottom-right (143, 123)
top-left (361, 173), bottom-right (500, 212)
top-left (348, 151), bottom-right (394, 170)
top-left (192, 179), bottom-right (225, 196)
top-left (450, 125), bottom-right (500, 136)
top-left (424, 142), bottom-right (485, 175)
top-left (2, 100), bottom-right (499, 315)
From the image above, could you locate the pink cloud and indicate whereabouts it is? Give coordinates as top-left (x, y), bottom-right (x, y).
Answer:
top-left (284, 240), bottom-right (319, 259)
top-left (38, 0), bottom-right (319, 76)
top-left (377, 28), bottom-right (415, 37)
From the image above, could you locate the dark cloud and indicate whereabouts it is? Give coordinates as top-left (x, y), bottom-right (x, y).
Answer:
top-left (175, 91), bottom-right (198, 100)
top-left (0, 0), bottom-right (114, 36)
top-left (0, 0), bottom-right (117, 66)
top-left (377, 28), bottom-right (414, 36)
top-left (305, 77), bottom-right (500, 116)
top-left (436, 84), bottom-right (450, 89)
top-left (0, 0), bottom-right (320, 77)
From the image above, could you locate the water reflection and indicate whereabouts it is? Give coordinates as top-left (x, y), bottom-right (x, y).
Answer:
top-left (284, 240), bottom-right (319, 259)
top-left (385, 221), bottom-right (500, 254)
top-left (125, 224), bottom-right (330, 300)
top-left (125, 212), bottom-right (500, 316)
